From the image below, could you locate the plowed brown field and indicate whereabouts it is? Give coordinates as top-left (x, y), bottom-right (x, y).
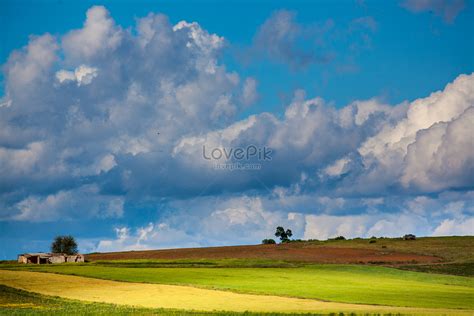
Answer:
top-left (86, 243), bottom-right (440, 263)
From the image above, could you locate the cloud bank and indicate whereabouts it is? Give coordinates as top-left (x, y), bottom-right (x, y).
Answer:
top-left (0, 6), bottom-right (473, 253)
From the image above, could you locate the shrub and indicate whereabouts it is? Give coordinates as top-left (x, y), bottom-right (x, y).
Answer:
top-left (334, 236), bottom-right (346, 240)
top-left (369, 240), bottom-right (376, 244)
top-left (282, 239), bottom-right (303, 243)
top-left (403, 234), bottom-right (416, 240)
top-left (262, 238), bottom-right (276, 244)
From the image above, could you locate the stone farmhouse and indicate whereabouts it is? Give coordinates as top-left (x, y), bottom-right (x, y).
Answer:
top-left (17, 253), bottom-right (84, 264)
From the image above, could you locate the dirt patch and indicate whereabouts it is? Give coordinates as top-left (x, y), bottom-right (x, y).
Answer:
top-left (86, 243), bottom-right (440, 264)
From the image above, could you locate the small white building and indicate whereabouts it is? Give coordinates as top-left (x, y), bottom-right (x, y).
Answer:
top-left (17, 253), bottom-right (84, 264)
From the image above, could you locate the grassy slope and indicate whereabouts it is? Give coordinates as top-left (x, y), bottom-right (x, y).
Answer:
top-left (306, 236), bottom-right (474, 276)
top-left (0, 284), bottom-right (323, 316)
top-left (310, 236), bottom-right (474, 263)
top-left (398, 262), bottom-right (474, 277)
top-left (3, 263), bottom-right (473, 309)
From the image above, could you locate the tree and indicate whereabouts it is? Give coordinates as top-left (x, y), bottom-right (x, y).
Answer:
top-left (262, 238), bottom-right (276, 244)
top-left (274, 226), bottom-right (293, 243)
top-left (51, 235), bottom-right (78, 255)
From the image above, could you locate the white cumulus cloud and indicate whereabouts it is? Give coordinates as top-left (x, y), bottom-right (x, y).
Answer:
top-left (56, 65), bottom-right (98, 86)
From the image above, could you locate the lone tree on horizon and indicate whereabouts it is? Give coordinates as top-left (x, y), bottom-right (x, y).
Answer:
top-left (275, 226), bottom-right (292, 243)
top-left (51, 235), bottom-right (78, 255)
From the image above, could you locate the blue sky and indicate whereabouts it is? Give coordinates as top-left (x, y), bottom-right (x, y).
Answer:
top-left (0, 0), bottom-right (473, 259)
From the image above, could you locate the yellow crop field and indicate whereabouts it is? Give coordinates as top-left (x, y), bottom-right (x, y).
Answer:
top-left (0, 270), bottom-right (472, 315)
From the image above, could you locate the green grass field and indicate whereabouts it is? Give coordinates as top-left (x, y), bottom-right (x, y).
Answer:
top-left (3, 262), bottom-right (473, 309)
top-left (1, 237), bottom-right (473, 315)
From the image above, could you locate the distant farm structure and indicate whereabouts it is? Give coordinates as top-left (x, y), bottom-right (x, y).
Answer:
top-left (17, 253), bottom-right (84, 264)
